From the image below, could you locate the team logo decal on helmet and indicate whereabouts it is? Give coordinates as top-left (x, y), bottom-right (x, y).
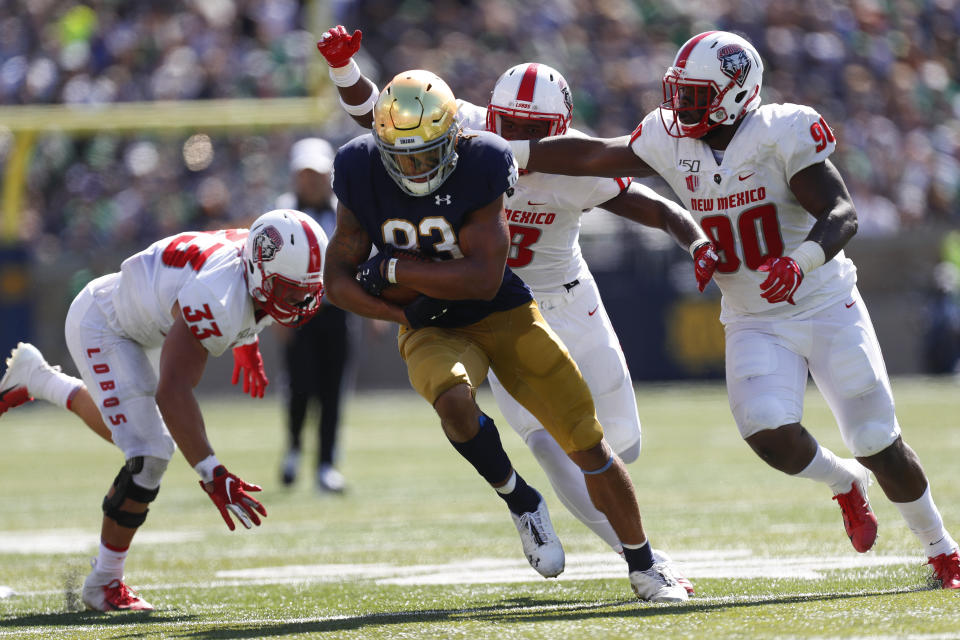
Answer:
top-left (253, 226), bottom-right (283, 261)
top-left (717, 44), bottom-right (751, 87)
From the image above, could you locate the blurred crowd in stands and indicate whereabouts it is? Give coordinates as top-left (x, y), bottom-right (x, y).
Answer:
top-left (1, 0), bottom-right (959, 269)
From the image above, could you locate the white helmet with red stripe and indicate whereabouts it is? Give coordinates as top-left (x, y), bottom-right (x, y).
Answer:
top-left (242, 209), bottom-right (327, 327)
top-left (486, 62), bottom-right (573, 138)
top-left (660, 31), bottom-right (763, 139)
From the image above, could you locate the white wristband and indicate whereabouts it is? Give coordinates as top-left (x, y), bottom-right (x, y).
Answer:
top-left (194, 454), bottom-right (221, 483)
top-left (509, 140), bottom-right (530, 169)
top-left (688, 239), bottom-right (710, 258)
top-left (386, 258), bottom-right (399, 284)
top-left (788, 240), bottom-right (826, 275)
top-left (328, 58), bottom-right (361, 87)
top-left (339, 87), bottom-right (379, 117)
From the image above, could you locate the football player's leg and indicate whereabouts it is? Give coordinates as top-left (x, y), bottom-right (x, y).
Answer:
top-left (812, 291), bottom-right (958, 575)
top-left (490, 303), bottom-right (684, 600)
top-left (66, 308), bottom-right (172, 610)
top-left (399, 325), bottom-right (563, 577)
top-left (729, 320), bottom-right (877, 551)
top-left (489, 369), bottom-right (621, 550)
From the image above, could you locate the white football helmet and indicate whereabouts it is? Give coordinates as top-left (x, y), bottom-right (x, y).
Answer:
top-left (486, 62), bottom-right (573, 139)
top-left (373, 70), bottom-right (460, 197)
top-left (660, 31), bottom-right (763, 139)
top-left (242, 209), bottom-right (327, 327)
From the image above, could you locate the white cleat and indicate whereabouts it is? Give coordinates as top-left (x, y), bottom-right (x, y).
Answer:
top-left (630, 563), bottom-right (690, 603)
top-left (511, 497), bottom-right (565, 578)
top-left (82, 560), bottom-right (153, 612)
top-left (1, 342), bottom-right (58, 401)
top-left (652, 549), bottom-right (695, 596)
top-left (316, 464), bottom-right (346, 493)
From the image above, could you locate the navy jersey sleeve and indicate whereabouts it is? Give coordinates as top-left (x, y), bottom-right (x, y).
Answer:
top-left (332, 134), bottom-right (380, 214)
top-left (456, 132), bottom-right (519, 208)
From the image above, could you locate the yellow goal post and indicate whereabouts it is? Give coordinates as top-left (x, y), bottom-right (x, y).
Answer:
top-left (0, 95), bottom-right (338, 244)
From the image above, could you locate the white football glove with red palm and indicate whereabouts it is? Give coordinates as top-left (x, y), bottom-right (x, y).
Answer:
top-left (200, 465), bottom-right (267, 531)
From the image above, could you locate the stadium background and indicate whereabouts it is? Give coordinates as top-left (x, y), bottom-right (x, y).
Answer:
top-left (0, 0), bottom-right (958, 390)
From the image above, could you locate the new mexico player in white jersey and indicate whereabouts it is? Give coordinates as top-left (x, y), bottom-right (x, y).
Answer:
top-left (0, 209), bottom-right (329, 611)
top-left (319, 27), bottom-right (715, 577)
top-left (513, 30), bottom-right (960, 590)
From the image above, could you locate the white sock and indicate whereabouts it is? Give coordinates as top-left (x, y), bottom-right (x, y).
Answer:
top-left (893, 486), bottom-right (958, 557)
top-left (95, 541), bottom-right (128, 579)
top-left (30, 367), bottom-right (82, 409)
top-left (792, 445), bottom-right (859, 494)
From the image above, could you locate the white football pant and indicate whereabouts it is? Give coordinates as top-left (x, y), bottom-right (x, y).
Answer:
top-left (65, 274), bottom-right (175, 462)
top-left (725, 285), bottom-right (900, 457)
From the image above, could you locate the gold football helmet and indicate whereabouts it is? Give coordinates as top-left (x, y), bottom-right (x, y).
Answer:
top-left (373, 70), bottom-right (460, 196)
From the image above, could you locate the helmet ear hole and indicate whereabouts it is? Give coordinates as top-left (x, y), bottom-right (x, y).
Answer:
top-left (735, 90), bottom-right (747, 103)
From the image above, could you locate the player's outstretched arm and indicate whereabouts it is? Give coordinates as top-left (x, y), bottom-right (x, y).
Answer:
top-left (390, 196), bottom-right (509, 301)
top-left (317, 25), bottom-right (378, 128)
top-left (600, 182), bottom-right (709, 247)
top-left (600, 182), bottom-right (717, 291)
top-left (323, 203), bottom-right (408, 323)
top-left (512, 134), bottom-right (657, 179)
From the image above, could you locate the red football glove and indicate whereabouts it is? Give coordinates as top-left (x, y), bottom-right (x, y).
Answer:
top-left (758, 256), bottom-right (803, 305)
top-left (317, 25), bottom-right (362, 68)
top-left (231, 341), bottom-right (268, 398)
top-left (200, 465), bottom-right (267, 531)
top-left (693, 241), bottom-right (719, 292)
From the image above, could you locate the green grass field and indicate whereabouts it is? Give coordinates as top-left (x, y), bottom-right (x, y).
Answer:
top-left (1, 378), bottom-right (958, 639)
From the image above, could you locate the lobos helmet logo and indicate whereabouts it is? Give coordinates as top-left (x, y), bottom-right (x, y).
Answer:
top-left (253, 225), bottom-right (283, 261)
top-left (717, 44), bottom-right (751, 87)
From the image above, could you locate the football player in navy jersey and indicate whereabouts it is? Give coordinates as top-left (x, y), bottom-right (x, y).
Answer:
top-left (321, 65), bottom-right (688, 603)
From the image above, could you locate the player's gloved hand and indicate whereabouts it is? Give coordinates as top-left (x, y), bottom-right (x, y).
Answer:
top-left (404, 295), bottom-right (450, 330)
top-left (231, 341), bottom-right (268, 398)
top-left (317, 25), bottom-right (362, 68)
top-left (693, 241), bottom-right (719, 292)
top-left (758, 256), bottom-right (803, 305)
top-left (200, 465), bottom-right (267, 531)
top-left (356, 247), bottom-right (394, 296)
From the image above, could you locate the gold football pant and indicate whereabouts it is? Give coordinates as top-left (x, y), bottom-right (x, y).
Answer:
top-left (397, 301), bottom-right (603, 454)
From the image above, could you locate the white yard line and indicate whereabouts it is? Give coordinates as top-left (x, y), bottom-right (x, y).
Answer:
top-left (11, 550), bottom-right (923, 597)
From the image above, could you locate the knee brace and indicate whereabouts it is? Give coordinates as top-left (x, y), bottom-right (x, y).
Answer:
top-left (102, 456), bottom-right (167, 528)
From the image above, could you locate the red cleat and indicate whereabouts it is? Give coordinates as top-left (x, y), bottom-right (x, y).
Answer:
top-left (0, 386), bottom-right (33, 417)
top-left (83, 578), bottom-right (154, 612)
top-left (928, 550), bottom-right (960, 590)
top-left (832, 477), bottom-right (878, 553)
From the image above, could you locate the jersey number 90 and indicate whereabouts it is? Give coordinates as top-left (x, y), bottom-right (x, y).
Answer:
top-left (701, 203), bottom-right (784, 273)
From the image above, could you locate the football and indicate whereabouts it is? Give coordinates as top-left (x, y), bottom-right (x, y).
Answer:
top-left (377, 250), bottom-right (430, 306)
